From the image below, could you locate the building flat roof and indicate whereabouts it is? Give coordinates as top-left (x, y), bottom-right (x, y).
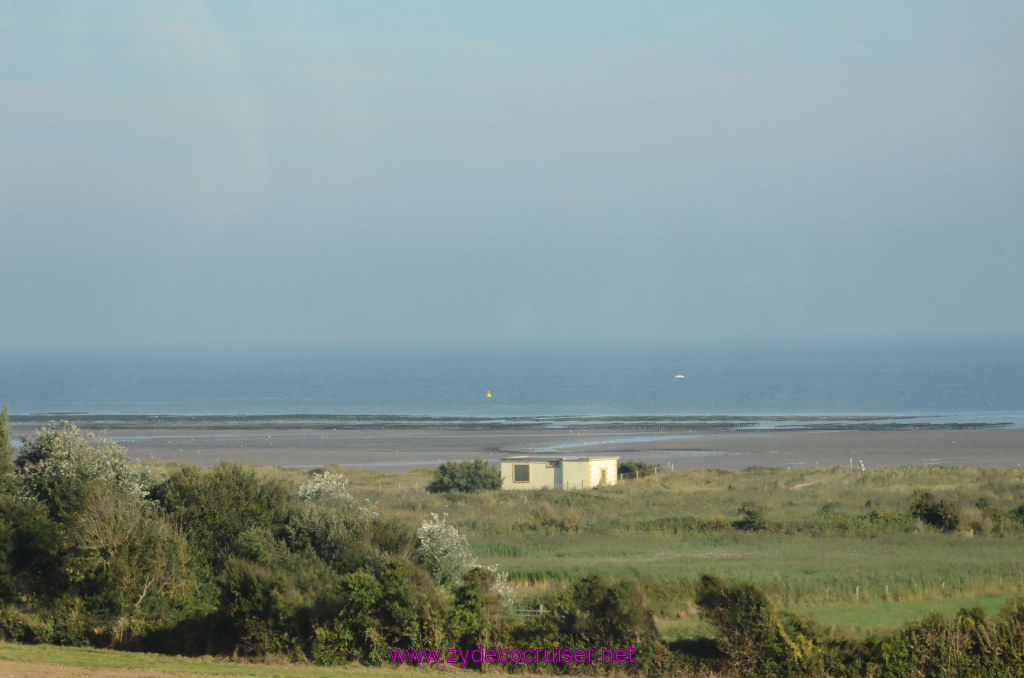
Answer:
top-left (501, 455), bottom-right (619, 463)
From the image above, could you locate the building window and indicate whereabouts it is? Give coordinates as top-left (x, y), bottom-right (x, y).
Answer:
top-left (599, 468), bottom-right (608, 485)
top-left (513, 464), bottom-right (530, 483)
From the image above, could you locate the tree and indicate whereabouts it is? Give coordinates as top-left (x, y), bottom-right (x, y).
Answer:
top-left (426, 460), bottom-right (501, 493)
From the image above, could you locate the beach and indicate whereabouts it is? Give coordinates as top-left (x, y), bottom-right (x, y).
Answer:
top-left (10, 423), bottom-right (1023, 471)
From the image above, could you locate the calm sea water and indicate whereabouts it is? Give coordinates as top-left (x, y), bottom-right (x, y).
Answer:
top-left (2, 341), bottom-right (1023, 425)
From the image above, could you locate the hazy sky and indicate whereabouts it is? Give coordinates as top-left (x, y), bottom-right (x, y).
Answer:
top-left (2, 2), bottom-right (1022, 349)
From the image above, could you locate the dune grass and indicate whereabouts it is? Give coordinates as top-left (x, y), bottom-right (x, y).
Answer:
top-left (337, 463), bottom-right (1024, 624)
top-left (141, 461), bottom-right (1024, 631)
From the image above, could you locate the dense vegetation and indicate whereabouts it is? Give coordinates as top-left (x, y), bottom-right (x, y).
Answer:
top-left (2, 416), bottom-right (1024, 677)
top-left (426, 459), bottom-right (502, 493)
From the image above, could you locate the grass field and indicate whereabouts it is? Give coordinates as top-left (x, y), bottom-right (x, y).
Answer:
top-left (338, 463), bottom-right (1024, 631)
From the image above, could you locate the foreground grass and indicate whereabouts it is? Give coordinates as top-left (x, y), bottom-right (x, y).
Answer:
top-left (0, 642), bottom-right (409, 678)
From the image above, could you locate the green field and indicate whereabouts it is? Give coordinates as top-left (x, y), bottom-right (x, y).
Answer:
top-left (341, 463), bottom-right (1024, 636)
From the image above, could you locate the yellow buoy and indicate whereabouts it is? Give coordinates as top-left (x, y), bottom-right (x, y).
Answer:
top-left (486, 391), bottom-right (492, 398)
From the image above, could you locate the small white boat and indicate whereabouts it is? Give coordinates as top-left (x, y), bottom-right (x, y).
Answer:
top-left (674, 374), bottom-right (685, 379)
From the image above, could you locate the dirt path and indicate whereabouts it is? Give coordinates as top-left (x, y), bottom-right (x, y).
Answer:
top-left (0, 661), bottom-right (224, 678)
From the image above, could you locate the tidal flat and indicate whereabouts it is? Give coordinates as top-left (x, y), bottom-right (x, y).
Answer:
top-left (11, 422), bottom-right (1022, 471)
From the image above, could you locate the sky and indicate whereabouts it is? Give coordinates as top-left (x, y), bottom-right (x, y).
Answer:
top-left (1, 1), bottom-right (1023, 349)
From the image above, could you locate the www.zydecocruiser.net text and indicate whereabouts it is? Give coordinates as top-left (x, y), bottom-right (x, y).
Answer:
top-left (389, 645), bottom-right (637, 667)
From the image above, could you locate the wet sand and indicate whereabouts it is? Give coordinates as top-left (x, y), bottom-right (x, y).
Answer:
top-left (11, 424), bottom-right (1023, 471)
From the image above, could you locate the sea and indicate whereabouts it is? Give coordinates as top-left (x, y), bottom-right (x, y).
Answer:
top-left (2, 340), bottom-right (1023, 428)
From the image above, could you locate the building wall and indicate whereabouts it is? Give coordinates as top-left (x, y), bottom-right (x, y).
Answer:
top-left (501, 459), bottom-right (557, 490)
top-left (561, 459), bottom-right (592, 490)
top-left (589, 458), bottom-right (618, 487)
top-left (501, 457), bottom-right (618, 490)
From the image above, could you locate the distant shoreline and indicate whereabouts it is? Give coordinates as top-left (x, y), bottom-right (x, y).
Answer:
top-left (9, 413), bottom-right (1016, 431)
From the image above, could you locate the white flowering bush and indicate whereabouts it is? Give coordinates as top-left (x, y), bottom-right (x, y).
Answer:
top-left (479, 563), bottom-right (515, 606)
top-left (415, 513), bottom-right (513, 604)
top-left (298, 470), bottom-right (378, 518)
top-left (16, 421), bottom-right (148, 510)
top-left (298, 471), bottom-right (351, 503)
top-left (416, 513), bottom-right (476, 586)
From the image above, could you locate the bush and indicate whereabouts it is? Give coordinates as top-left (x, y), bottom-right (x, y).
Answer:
top-left (415, 513), bottom-right (477, 586)
top-left (909, 492), bottom-right (960, 532)
top-left (15, 422), bottom-right (150, 520)
top-left (696, 574), bottom-right (821, 677)
top-left (619, 460), bottom-right (659, 478)
top-left (0, 494), bottom-right (63, 601)
top-left (217, 555), bottom-right (317, 658)
top-left (155, 463), bottom-right (294, 569)
top-left (298, 471), bottom-right (351, 503)
top-left (64, 482), bottom-right (195, 622)
top-left (449, 567), bottom-right (514, 651)
top-left (414, 513), bottom-right (512, 602)
top-left (426, 460), bottom-right (501, 493)
top-left (281, 501), bottom-right (382, 575)
top-left (734, 502), bottom-right (769, 532)
top-left (516, 574), bottom-right (668, 673)
top-left (310, 558), bottom-right (447, 665)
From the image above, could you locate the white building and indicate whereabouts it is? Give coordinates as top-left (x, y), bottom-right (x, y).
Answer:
top-left (500, 455), bottom-right (619, 490)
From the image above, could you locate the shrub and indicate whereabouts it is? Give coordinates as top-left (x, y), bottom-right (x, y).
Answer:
top-left (696, 574), bottom-right (821, 677)
top-left (217, 553), bottom-right (320, 658)
top-left (0, 494), bottom-right (63, 601)
top-left (64, 482), bottom-right (195, 621)
top-left (909, 492), bottom-right (960, 532)
top-left (414, 513), bottom-right (512, 600)
top-left (311, 558), bottom-right (447, 665)
top-left (517, 574), bottom-right (668, 673)
top-left (619, 460), bottom-right (659, 478)
top-left (449, 567), bottom-right (514, 651)
top-left (0, 606), bottom-right (55, 644)
top-left (519, 501), bottom-right (581, 533)
top-left (734, 502), bottom-right (768, 532)
top-left (415, 513), bottom-right (477, 586)
top-left (876, 612), bottom-right (983, 678)
top-left (867, 509), bottom-right (911, 530)
top-left (16, 422), bottom-right (149, 519)
top-left (282, 501), bottom-right (380, 575)
top-left (426, 460), bottom-right (501, 493)
top-left (155, 463), bottom-right (294, 569)
top-left (298, 471), bottom-right (351, 503)
top-left (299, 471), bottom-right (378, 520)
